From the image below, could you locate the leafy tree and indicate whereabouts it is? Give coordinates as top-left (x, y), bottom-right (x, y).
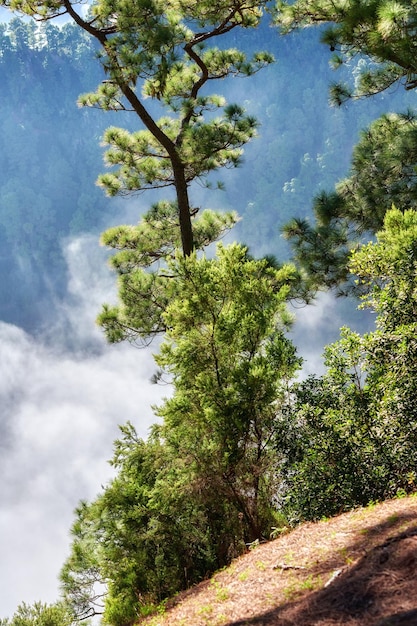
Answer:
top-left (61, 425), bottom-right (221, 624)
top-left (281, 208), bottom-right (417, 521)
top-left (280, 327), bottom-right (389, 521)
top-left (5, 0), bottom-right (275, 256)
top-left (0, 6), bottom-right (404, 328)
top-left (155, 243), bottom-right (301, 542)
top-left (282, 204), bottom-right (353, 294)
top-left (317, 110), bottom-right (417, 228)
top-left (275, 0), bottom-right (417, 294)
top-left (0, 602), bottom-right (73, 626)
top-left (62, 243), bottom-right (301, 623)
top-left (60, 501), bottom-right (107, 622)
top-left (275, 0), bottom-right (417, 104)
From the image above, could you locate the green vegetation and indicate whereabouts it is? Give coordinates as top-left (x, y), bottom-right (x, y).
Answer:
top-left (97, 203), bottom-right (238, 342)
top-left (0, 602), bottom-right (73, 626)
top-left (276, 0), bottom-right (417, 102)
top-left (277, 0), bottom-right (417, 294)
top-left (0, 15), bottom-right (414, 328)
top-left (61, 242), bottom-right (301, 623)
top-left (282, 109), bottom-right (417, 294)
top-left (7, 0), bottom-right (275, 257)
top-left (281, 209), bottom-right (417, 521)
top-left (3, 0), bottom-right (417, 624)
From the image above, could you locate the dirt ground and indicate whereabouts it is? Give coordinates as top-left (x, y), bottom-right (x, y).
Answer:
top-left (141, 495), bottom-right (417, 626)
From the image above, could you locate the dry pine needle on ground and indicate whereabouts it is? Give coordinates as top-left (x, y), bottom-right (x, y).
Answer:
top-left (141, 495), bottom-right (417, 626)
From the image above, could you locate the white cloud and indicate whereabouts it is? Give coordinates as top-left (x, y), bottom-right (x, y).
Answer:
top-left (0, 236), bottom-right (166, 619)
top-left (289, 291), bottom-right (373, 378)
top-left (289, 292), bottom-right (339, 378)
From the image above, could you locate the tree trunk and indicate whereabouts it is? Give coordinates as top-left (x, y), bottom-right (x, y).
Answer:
top-left (173, 164), bottom-right (194, 257)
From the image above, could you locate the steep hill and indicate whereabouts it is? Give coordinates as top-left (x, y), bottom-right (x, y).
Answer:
top-left (142, 496), bottom-right (417, 625)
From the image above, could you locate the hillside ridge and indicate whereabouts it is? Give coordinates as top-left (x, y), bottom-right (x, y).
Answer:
top-left (142, 495), bottom-right (417, 625)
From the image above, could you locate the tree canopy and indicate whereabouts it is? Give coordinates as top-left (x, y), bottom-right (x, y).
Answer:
top-left (97, 201), bottom-right (239, 342)
top-left (0, 602), bottom-right (73, 626)
top-left (275, 0), bottom-right (417, 293)
top-left (275, 0), bottom-right (417, 103)
top-left (4, 0), bottom-right (275, 256)
top-left (281, 208), bottom-right (417, 520)
top-left (62, 243), bottom-right (301, 623)
top-left (282, 109), bottom-right (417, 293)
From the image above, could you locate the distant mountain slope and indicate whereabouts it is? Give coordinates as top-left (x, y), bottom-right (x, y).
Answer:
top-left (0, 19), bottom-right (111, 329)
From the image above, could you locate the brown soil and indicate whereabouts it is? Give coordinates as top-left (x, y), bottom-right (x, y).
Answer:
top-left (140, 495), bottom-right (417, 626)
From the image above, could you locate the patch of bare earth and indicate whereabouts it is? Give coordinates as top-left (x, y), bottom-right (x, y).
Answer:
top-left (140, 495), bottom-right (417, 626)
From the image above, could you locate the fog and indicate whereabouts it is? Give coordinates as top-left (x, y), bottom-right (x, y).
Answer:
top-left (0, 235), bottom-right (166, 618)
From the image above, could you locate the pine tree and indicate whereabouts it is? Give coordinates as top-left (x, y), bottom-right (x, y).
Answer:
top-left (282, 109), bottom-right (417, 294)
top-left (61, 244), bottom-right (301, 623)
top-left (5, 0), bottom-right (275, 255)
top-left (275, 0), bottom-right (417, 103)
top-left (275, 0), bottom-right (417, 293)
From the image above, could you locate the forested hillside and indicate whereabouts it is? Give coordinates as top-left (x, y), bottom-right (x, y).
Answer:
top-left (0, 19), bottom-right (111, 327)
top-left (1, 0), bottom-right (417, 624)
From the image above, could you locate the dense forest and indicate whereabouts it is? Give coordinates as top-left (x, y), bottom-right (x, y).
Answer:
top-left (1, 0), bottom-right (417, 624)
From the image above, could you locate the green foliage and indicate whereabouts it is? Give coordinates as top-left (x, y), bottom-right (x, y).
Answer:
top-left (0, 12), bottom-right (407, 328)
top-left (281, 347), bottom-right (380, 521)
top-left (61, 428), bottom-right (210, 624)
top-left (275, 1), bottom-right (417, 296)
top-left (96, 104), bottom-right (259, 197)
top-left (282, 210), bottom-right (352, 293)
top-left (0, 602), bottom-right (73, 626)
top-left (4, 0), bottom-right (275, 256)
top-left (10, 1), bottom-right (417, 623)
top-left (63, 244), bottom-right (301, 623)
top-left (155, 243), bottom-right (301, 541)
top-left (283, 109), bottom-right (417, 294)
top-left (281, 209), bottom-right (417, 521)
top-left (275, 0), bottom-right (417, 101)
top-left (97, 201), bottom-right (238, 342)
top-left (60, 500), bottom-right (107, 621)
top-left (351, 207), bottom-right (417, 323)
top-left (327, 111), bottom-right (417, 229)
